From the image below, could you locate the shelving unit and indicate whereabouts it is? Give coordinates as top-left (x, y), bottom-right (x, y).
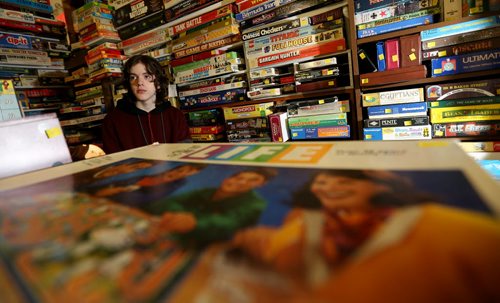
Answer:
top-left (0, 2), bottom-right (71, 122)
top-left (234, 0), bottom-right (357, 141)
top-left (347, 1), bottom-right (499, 142)
top-left (60, 0), bottom-right (499, 145)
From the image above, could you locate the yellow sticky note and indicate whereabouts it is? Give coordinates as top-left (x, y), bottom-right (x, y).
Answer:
top-left (409, 53), bottom-right (417, 61)
top-left (378, 54), bottom-right (384, 60)
top-left (392, 54), bottom-right (398, 62)
top-left (427, 41), bottom-right (436, 48)
top-left (359, 52), bottom-right (366, 59)
top-left (438, 50), bottom-right (447, 57)
top-left (45, 127), bottom-right (62, 139)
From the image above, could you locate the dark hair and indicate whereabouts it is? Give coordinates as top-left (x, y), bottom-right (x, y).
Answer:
top-left (122, 55), bottom-right (168, 105)
top-left (233, 167), bottom-right (278, 182)
top-left (291, 169), bottom-right (436, 209)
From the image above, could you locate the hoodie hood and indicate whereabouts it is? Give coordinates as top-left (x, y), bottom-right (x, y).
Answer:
top-left (116, 96), bottom-right (172, 115)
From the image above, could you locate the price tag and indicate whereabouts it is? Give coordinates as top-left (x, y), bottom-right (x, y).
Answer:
top-left (409, 53), bottom-right (417, 61)
top-left (392, 55), bottom-right (398, 62)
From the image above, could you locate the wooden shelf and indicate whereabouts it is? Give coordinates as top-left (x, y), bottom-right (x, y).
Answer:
top-left (0, 64), bottom-right (65, 70)
top-left (181, 86), bottom-right (354, 112)
top-left (356, 11), bottom-right (499, 44)
top-left (181, 99), bottom-right (271, 112)
top-left (15, 85), bottom-right (69, 89)
top-left (435, 136), bottom-right (500, 142)
top-left (240, 0), bottom-right (348, 34)
top-left (257, 87), bottom-right (354, 103)
top-left (359, 70), bottom-right (498, 92)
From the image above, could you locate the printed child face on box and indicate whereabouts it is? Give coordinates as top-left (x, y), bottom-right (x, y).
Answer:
top-left (310, 172), bottom-right (391, 212)
top-left (138, 164), bottom-right (205, 186)
top-left (219, 171), bottom-right (267, 194)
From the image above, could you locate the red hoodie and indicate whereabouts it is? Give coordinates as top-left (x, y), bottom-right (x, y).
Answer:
top-left (102, 98), bottom-right (191, 154)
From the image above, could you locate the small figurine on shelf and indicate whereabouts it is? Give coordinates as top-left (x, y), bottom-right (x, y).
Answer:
top-left (102, 55), bottom-right (191, 154)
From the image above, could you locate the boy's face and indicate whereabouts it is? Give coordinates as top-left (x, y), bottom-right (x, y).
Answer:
top-left (219, 171), bottom-right (266, 194)
top-left (129, 62), bottom-right (156, 104)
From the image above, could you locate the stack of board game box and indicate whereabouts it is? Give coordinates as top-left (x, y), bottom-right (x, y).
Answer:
top-left (72, 2), bottom-right (121, 50)
top-left (286, 96), bottom-right (351, 140)
top-left (0, 1), bottom-right (71, 120)
top-left (185, 108), bottom-right (227, 142)
top-left (169, 3), bottom-right (247, 111)
top-left (112, 0), bottom-right (169, 66)
top-left (362, 87), bottom-right (431, 141)
top-left (112, 0), bottom-right (166, 43)
top-left (222, 101), bottom-right (274, 142)
top-left (61, 2), bottom-right (125, 145)
top-left (426, 79), bottom-right (500, 139)
top-left (422, 16), bottom-right (500, 78)
top-left (240, 2), bottom-right (348, 98)
top-left (354, 0), bottom-right (440, 39)
top-left (1, 0), bottom-right (80, 147)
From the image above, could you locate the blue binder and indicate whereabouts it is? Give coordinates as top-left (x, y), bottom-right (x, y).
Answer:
top-left (376, 41), bottom-right (386, 72)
